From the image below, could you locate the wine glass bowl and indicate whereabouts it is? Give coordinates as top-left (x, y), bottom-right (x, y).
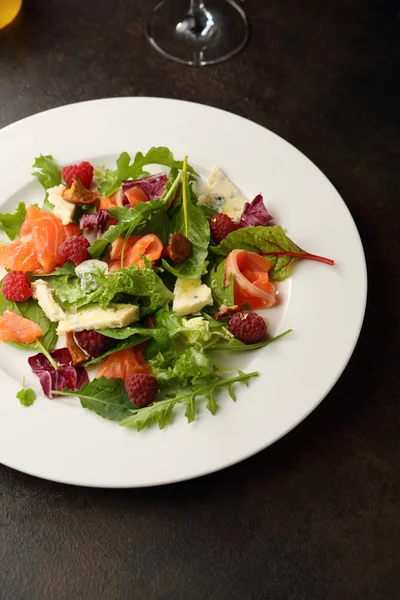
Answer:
top-left (146, 0), bottom-right (249, 66)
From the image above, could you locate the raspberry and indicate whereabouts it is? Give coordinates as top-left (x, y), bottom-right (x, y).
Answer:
top-left (125, 373), bottom-right (158, 408)
top-left (228, 311), bottom-right (267, 344)
top-left (2, 271), bottom-right (32, 302)
top-left (62, 161), bottom-right (94, 189)
top-left (210, 213), bottom-right (240, 244)
top-left (59, 236), bottom-right (90, 265)
top-left (75, 330), bottom-right (115, 358)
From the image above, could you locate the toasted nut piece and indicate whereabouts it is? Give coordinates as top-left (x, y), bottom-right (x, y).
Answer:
top-left (62, 176), bottom-right (98, 205)
top-left (66, 331), bottom-right (90, 366)
top-left (165, 232), bottom-right (191, 263)
top-left (214, 304), bottom-right (240, 321)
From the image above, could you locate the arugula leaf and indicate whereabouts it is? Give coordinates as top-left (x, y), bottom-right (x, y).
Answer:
top-left (0, 202), bottom-right (26, 240)
top-left (120, 370), bottom-right (258, 431)
top-left (205, 328), bottom-right (293, 352)
top-left (98, 147), bottom-right (195, 197)
top-left (0, 293), bottom-right (57, 351)
top-left (206, 259), bottom-right (234, 309)
top-left (16, 378), bottom-right (37, 407)
top-left (162, 185), bottom-right (210, 280)
top-left (32, 154), bottom-right (62, 211)
top-left (210, 225), bottom-right (334, 281)
top-left (55, 377), bottom-right (133, 422)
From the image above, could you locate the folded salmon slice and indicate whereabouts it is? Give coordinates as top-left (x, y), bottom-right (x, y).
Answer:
top-left (225, 249), bottom-right (276, 309)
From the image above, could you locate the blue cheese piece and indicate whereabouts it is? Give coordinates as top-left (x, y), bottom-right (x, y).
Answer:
top-left (31, 279), bottom-right (65, 322)
top-left (57, 304), bottom-right (139, 335)
top-left (47, 184), bottom-right (76, 225)
top-left (173, 279), bottom-right (213, 317)
top-left (75, 259), bottom-right (109, 292)
top-left (197, 167), bottom-right (248, 221)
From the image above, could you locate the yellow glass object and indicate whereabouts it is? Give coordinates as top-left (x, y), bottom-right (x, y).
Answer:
top-left (0, 0), bottom-right (22, 29)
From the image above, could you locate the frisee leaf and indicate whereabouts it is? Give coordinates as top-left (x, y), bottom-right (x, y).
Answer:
top-left (210, 225), bottom-right (334, 281)
top-left (120, 371), bottom-right (258, 431)
top-left (0, 202), bottom-right (26, 240)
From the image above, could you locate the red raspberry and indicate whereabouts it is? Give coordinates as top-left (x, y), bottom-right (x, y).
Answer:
top-left (210, 213), bottom-right (240, 244)
top-left (228, 311), bottom-right (267, 344)
top-left (75, 330), bottom-right (115, 358)
top-left (2, 271), bottom-right (32, 302)
top-left (62, 161), bottom-right (94, 189)
top-left (125, 373), bottom-right (158, 408)
top-left (59, 236), bottom-right (90, 265)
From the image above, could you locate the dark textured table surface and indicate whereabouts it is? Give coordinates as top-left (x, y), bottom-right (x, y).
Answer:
top-left (0, 1), bottom-right (399, 598)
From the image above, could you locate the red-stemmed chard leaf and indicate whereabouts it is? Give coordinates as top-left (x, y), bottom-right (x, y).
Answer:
top-left (210, 225), bottom-right (334, 281)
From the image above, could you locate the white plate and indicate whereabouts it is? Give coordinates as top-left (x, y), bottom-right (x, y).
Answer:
top-left (0, 98), bottom-right (367, 488)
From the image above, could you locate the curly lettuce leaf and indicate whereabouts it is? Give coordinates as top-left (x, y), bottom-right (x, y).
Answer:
top-left (32, 154), bottom-right (62, 212)
top-left (0, 202), bottom-right (26, 240)
top-left (210, 225), bottom-right (334, 281)
top-left (52, 265), bottom-right (173, 312)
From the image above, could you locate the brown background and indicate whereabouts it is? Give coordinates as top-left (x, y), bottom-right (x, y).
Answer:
top-left (0, 1), bottom-right (399, 599)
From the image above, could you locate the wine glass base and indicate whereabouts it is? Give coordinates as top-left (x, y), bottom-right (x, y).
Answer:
top-left (146, 0), bottom-right (249, 66)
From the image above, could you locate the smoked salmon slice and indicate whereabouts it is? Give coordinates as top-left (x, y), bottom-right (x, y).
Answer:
top-left (95, 347), bottom-right (151, 381)
top-left (0, 206), bottom-right (73, 275)
top-left (0, 310), bottom-right (43, 344)
top-left (225, 249), bottom-right (276, 309)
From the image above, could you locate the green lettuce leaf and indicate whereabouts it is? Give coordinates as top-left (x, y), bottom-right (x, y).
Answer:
top-left (210, 225), bottom-right (334, 281)
top-left (32, 154), bottom-right (62, 211)
top-left (52, 265), bottom-right (173, 312)
top-left (162, 186), bottom-right (210, 280)
top-left (150, 343), bottom-right (215, 388)
top-left (0, 202), bottom-right (26, 240)
top-left (98, 147), bottom-right (195, 197)
top-left (204, 328), bottom-right (293, 352)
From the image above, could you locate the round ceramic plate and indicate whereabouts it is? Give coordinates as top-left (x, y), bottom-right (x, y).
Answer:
top-left (0, 98), bottom-right (367, 487)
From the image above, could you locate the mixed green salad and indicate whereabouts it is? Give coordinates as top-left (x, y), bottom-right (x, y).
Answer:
top-left (0, 147), bottom-right (334, 431)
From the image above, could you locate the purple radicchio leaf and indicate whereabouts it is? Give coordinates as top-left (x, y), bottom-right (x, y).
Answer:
top-left (239, 194), bottom-right (274, 227)
top-left (28, 348), bottom-right (89, 399)
top-left (122, 173), bottom-right (168, 204)
top-left (79, 209), bottom-right (111, 233)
